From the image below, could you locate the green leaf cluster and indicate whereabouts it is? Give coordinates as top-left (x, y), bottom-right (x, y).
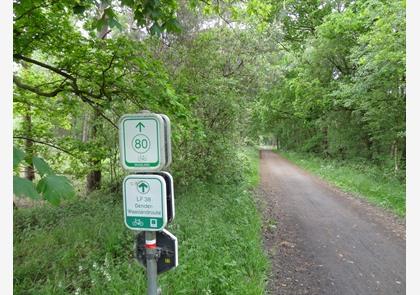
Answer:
top-left (13, 146), bottom-right (75, 205)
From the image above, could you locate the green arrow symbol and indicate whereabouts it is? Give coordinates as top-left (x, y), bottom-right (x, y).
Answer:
top-left (136, 121), bottom-right (145, 132)
top-left (138, 182), bottom-right (149, 193)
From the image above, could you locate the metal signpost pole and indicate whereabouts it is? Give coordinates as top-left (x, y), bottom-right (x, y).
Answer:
top-left (145, 231), bottom-right (158, 295)
top-left (119, 111), bottom-right (177, 295)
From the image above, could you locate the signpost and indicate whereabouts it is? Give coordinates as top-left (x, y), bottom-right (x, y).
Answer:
top-left (119, 111), bottom-right (177, 295)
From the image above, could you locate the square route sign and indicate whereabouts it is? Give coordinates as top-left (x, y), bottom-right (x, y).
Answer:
top-left (123, 174), bottom-right (167, 231)
top-left (119, 113), bottom-right (166, 171)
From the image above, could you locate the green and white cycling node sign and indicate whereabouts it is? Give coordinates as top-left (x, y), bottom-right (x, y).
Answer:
top-left (119, 113), bottom-right (166, 171)
top-left (123, 174), bottom-right (167, 231)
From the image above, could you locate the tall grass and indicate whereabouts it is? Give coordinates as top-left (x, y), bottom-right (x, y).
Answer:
top-left (14, 148), bottom-right (268, 294)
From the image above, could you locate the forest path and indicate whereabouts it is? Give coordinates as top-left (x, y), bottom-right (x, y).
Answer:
top-left (258, 150), bottom-right (405, 295)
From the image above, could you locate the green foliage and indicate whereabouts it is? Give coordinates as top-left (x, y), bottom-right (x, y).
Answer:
top-left (32, 156), bottom-right (55, 177)
top-left (13, 0), bottom-right (296, 193)
top-left (155, 26), bottom-right (273, 186)
top-left (242, 147), bottom-right (260, 187)
top-left (12, 0), bottom-right (406, 292)
top-left (14, 151), bottom-right (268, 294)
top-left (37, 175), bottom-right (76, 205)
top-left (13, 0), bottom-right (405, 208)
top-left (13, 146), bottom-right (25, 169)
top-left (13, 0), bottom-right (197, 190)
top-left (13, 176), bottom-right (41, 200)
top-left (13, 145), bottom-right (75, 205)
top-left (253, 0), bottom-right (406, 177)
top-left (270, 0), bottom-right (339, 50)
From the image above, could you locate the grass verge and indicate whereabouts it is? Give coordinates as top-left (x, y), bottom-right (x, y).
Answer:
top-left (242, 147), bottom-right (260, 187)
top-left (14, 148), bottom-right (268, 294)
top-left (277, 150), bottom-right (405, 217)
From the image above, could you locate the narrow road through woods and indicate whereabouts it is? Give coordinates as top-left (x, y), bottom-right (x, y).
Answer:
top-left (258, 150), bottom-right (405, 295)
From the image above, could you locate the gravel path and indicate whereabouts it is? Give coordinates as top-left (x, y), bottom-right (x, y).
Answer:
top-left (258, 150), bottom-right (405, 295)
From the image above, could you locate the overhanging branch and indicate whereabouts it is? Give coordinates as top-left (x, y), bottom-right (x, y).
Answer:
top-left (13, 75), bottom-right (66, 97)
top-left (13, 136), bottom-right (77, 157)
top-left (13, 54), bottom-right (118, 128)
top-left (79, 93), bottom-right (118, 129)
top-left (14, 54), bottom-right (76, 81)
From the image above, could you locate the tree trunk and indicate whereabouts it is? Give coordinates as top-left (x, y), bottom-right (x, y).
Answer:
top-left (364, 134), bottom-right (373, 160)
top-left (82, 112), bottom-right (89, 142)
top-left (322, 126), bottom-right (329, 157)
top-left (85, 2), bottom-right (108, 194)
top-left (86, 110), bottom-right (102, 193)
top-left (392, 140), bottom-right (400, 175)
top-left (87, 168), bottom-right (101, 192)
top-left (394, 144), bottom-right (399, 174)
top-left (23, 107), bottom-right (35, 181)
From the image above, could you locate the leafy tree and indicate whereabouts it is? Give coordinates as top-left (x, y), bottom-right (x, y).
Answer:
top-left (336, 0), bottom-right (406, 170)
top-left (252, 0), bottom-right (405, 177)
top-left (13, 0), bottom-right (406, 201)
top-left (13, 0), bottom-right (195, 194)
